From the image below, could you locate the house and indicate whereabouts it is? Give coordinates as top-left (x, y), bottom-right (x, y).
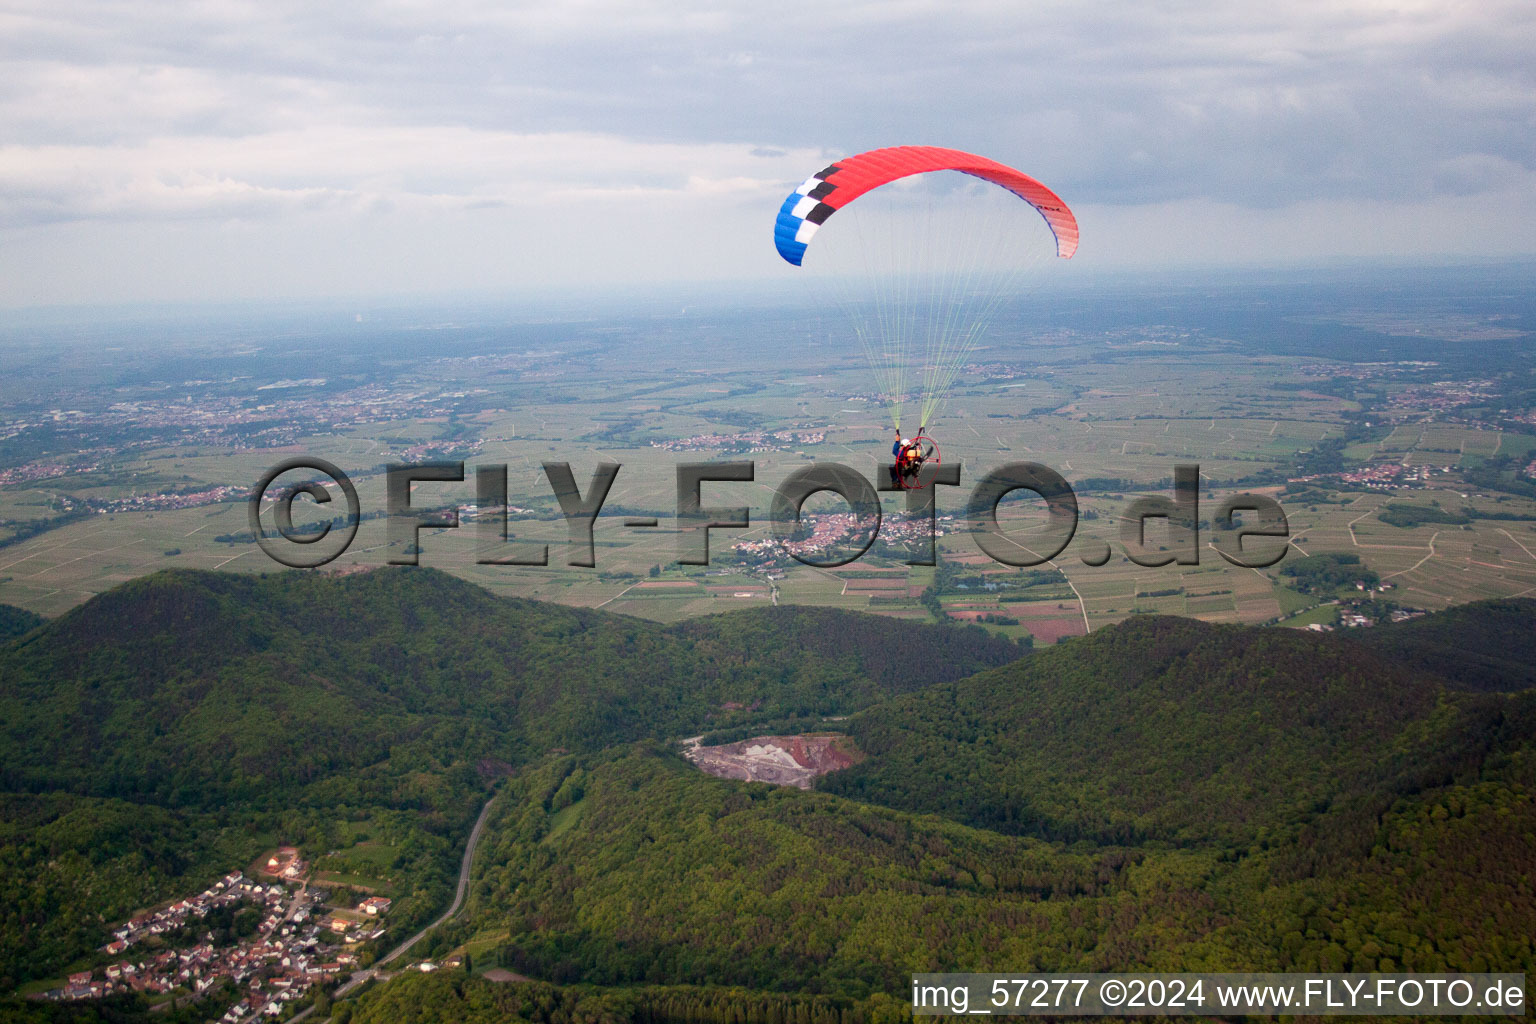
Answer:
top-left (327, 916), bottom-right (352, 933)
top-left (358, 896), bottom-right (392, 916)
top-left (68, 971), bottom-right (93, 986)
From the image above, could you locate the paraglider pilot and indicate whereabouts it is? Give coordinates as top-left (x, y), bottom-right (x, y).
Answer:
top-left (891, 430), bottom-right (929, 488)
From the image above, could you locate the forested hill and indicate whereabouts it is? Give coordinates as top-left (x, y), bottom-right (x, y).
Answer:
top-left (440, 602), bottom-right (1536, 999)
top-left (451, 605), bottom-right (1536, 1001)
top-left (0, 567), bottom-right (1020, 993)
top-left (1348, 597), bottom-right (1536, 692)
top-left (821, 611), bottom-right (1536, 845)
top-left (0, 567), bottom-right (1021, 806)
top-left (671, 605), bottom-right (1021, 699)
top-left (3, 570), bottom-right (1534, 1014)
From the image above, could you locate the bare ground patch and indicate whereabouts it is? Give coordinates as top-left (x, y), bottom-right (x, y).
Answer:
top-left (683, 734), bottom-right (860, 789)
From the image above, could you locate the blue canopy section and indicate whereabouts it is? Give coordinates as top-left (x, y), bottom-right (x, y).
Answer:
top-left (773, 192), bottom-right (809, 266)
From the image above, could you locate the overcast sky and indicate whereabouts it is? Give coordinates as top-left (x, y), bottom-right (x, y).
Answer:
top-left (2, 0), bottom-right (1533, 307)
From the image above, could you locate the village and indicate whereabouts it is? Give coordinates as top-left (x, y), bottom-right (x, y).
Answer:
top-left (652, 427), bottom-right (827, 453)
top-left (42, 848), bottom-right (394, 1023)
top-left (732, 509), bottom-right (953, 567)
top-left (1289, 461), bottom-right (1455, 491)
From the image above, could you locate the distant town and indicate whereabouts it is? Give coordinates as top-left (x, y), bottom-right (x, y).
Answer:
top-left (654, 428), bottom-right (827, 453)
top-left (733, 510), bottom-right (952, 567)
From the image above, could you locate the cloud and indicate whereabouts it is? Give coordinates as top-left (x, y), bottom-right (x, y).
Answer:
top-left (0, 0), bottom-right (1532, 303)
top-left (0, 127), bottom-right (820, 227)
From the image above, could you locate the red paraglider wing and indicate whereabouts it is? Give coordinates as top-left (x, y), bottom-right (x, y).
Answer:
top-left (774, 145), bottom-right (1078, 265)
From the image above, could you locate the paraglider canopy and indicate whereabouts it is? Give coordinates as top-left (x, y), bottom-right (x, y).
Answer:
top-left (774, 146), bottom-right (1077, 435)
top-left (774, 145), bottom-right (1078, 267)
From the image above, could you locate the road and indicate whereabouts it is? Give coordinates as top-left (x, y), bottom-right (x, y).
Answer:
top-left (281, 880), bottom-right (309, 924)
top-left (288, 793), bottom-right (498, 1023)
top-left (379, 794), bottom-right (497, 966)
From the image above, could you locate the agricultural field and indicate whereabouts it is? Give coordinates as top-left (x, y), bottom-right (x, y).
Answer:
top-left (4, 275), bottom-right (1536, 634)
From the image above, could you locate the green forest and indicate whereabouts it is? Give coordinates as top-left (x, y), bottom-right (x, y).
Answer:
top-left (0, 569), bottom-right (1016, 997)
top-left (0, 569), bottom-right (1532, 1022)
top-left (0, 603), bottom-right (43, 643)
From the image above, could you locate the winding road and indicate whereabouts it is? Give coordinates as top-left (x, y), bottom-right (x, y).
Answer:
top-left (290, 793), bottom-right (498, 1022)
top-left (380, 793), bottom-right (497, 965)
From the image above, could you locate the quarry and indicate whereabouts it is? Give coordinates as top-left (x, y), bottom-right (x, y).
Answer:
top-left (683, 734), bottom-right (859, 789)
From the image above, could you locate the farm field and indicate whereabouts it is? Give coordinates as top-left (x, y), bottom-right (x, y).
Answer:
top-left (4, 278), bottom-right (1536, 634)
